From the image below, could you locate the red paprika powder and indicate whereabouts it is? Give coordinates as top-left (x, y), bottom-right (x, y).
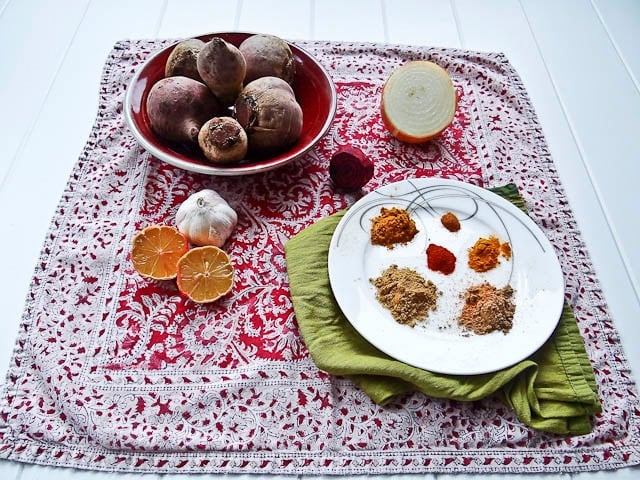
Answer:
top-left (427, 243), bottom-right (456, 275)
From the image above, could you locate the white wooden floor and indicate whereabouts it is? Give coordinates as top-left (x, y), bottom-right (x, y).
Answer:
top-left (1, 0), bottom-right (639, 478)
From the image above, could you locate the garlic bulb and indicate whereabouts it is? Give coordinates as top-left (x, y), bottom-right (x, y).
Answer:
top-left (175, 189), bottom-right (238, 247)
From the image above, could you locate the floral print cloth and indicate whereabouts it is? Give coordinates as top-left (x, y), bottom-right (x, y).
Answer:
top-left (0, 39), bottom-right (638, 474)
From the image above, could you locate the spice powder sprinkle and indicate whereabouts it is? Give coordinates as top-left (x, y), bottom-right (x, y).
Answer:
top-left (371, 264), bottom-right (440, 327)
top-left (468, 235), bottom-right (511, 273)
top-left (370, 207), bottom-right (418, 249)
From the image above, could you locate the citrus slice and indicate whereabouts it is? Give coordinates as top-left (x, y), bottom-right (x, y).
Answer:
top-left (381, 60), bottom-right (457, 143)
top-left (176, 246), bottom-right (234, 303)
top-left (131, 225), bottom-right (189, 280)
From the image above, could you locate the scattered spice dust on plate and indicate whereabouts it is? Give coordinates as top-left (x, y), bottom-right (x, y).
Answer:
top-left (367, 208), bottom-right (517, 336)
top-left (468, 235), bottom-right (512, 272)
top-left (458, 282), bottom-right (515, 335)
top-left (370, 207), bottom-right (418, 249)
top-left (370, 264), bottom-right (440, 327)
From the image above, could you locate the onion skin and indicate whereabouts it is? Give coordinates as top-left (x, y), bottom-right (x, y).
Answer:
top-left (381, 61), bottom-right (457, 143)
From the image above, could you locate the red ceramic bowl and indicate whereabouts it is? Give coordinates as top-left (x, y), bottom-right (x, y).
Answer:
top-left (124, 32), bottom-right (337, 176)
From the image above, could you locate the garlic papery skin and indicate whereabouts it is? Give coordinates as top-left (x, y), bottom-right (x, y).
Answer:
top-left (175, 189), bottom-right (238, 247)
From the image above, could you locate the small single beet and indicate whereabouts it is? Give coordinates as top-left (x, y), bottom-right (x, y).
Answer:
top-left (234, 77), bottom-right (303, 153)
top-left (239, 34), bottom-right (296, 85)
top-left (165, 38), bottom-right (205, 81)
top-left (146, 76), bottom-right (222, 145)
top-left (198, 117), bottom-right (248, 164)
top-left (329, 146), bottom-right (374, 191)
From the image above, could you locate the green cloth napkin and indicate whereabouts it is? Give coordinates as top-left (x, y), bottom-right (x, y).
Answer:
top-left (284, 184), bottom-right (601, 436)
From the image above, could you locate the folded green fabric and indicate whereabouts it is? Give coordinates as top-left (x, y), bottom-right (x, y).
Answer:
top-left (284, 184), bottom-right (601, 436)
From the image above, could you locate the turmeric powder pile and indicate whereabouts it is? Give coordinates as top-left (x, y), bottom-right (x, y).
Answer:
top-left (467, 235), bottom-right (511, 272)
top-left (370, 207), bottom-right (418, 249)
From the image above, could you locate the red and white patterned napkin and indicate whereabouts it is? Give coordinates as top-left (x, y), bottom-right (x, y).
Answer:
top-left (0, 39), bottom-right (638, 475)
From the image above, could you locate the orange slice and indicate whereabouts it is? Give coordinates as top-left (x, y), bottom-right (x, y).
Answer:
top-left (381, 60), bottom-right (457, 143)
top-left (176, 246), bottom-right (234, 303)
top-left (131, 225), bottom-right (189, 280)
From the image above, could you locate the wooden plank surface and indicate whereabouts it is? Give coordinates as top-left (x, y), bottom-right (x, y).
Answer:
top-left (384, 0), bottom-right (461, 47)
top-left (594, 0), bottom-right (640, 86)
top-left (0, 0), bottom-right (165, 387)
top-left (159, 0), bottom-right (239, 38)
top-left (523, 0), bottom-right (640, 296)
top-left (315, 0), bottom-right (385, 41)
top-left (239, 0), bottom-right (312, 39)
top-left (0, 0), bottom-right (89, 184)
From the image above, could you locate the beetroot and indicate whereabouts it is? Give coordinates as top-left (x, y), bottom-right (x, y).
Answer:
top-left (165, 39), bottom-right (205, 82)
top-left (329, 146), bottom-right (374, 191)
top-left (198, 117), bottom-right (248, 164)
top-left (239, 34), bottom-right (295, 85)
top-left (146, 76), bottom-right (222, 145)
top-left (234, 77), bottom-right (303, 153)
top-left (197, 37), bottom-right (246, 106)
top-left (241, 75), bottom-right (295, 97)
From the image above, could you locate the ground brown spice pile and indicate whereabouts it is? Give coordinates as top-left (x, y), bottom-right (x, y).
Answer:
top-left (370, 207), bottom-right (418, 249)
top-left (440, 211), bottom-right (461, 232)
top-left (371, 264), bottom-right (440, 327)
top-left (458, 283), bottom-right (515, 335)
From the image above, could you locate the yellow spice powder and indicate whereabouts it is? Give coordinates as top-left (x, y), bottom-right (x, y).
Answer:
top-left (467, 235), bottom-right (511, 272)
top-left (370, 207), bottom-right (418, 249)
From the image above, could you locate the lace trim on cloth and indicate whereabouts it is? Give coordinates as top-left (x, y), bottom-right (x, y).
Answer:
top-left (0, 39), bottom-right (638, 474)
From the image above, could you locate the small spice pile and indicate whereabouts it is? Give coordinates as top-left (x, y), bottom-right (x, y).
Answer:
top-left (467, 235), bottom-right (512, 273)
top-left (458, 283), bottom-right (515, 335)
top-left (440, 211), bottom-right (461, 232)
top-left (371, 264), bottom-right (440, 327)
top-left (370, 207), bottom-right (418, 248)
top-left (426, 243), bottom-right (456, 275)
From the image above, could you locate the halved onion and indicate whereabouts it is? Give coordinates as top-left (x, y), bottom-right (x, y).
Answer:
top-left (381, 61), bottom-right (457, 143)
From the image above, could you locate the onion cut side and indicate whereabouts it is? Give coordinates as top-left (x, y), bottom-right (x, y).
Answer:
top-left (381, 61), bottom-right (457, 143)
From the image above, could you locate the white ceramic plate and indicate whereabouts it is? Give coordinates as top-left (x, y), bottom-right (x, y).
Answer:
top-left (328, 178), bottom-right (565, 375)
